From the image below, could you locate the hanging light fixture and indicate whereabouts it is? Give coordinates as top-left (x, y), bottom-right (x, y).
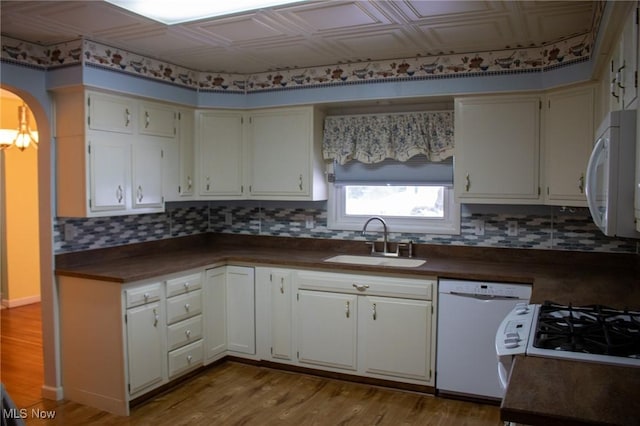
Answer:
top-left (0, 103), bottom-right (38, 151)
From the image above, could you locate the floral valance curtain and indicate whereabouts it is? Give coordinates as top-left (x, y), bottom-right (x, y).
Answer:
top-left (322, 111), bottom-right (454, 165)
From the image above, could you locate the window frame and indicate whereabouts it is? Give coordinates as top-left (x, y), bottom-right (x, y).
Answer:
top-left (327, 183), bottom-right (460, 234)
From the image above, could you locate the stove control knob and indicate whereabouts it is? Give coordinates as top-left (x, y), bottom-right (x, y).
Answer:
top-left (504, 341), bottom-right (519, 349)
top-left (515, 306), bottom-right (529, 315)
top-left (506, 332), bottom-right (520, 340)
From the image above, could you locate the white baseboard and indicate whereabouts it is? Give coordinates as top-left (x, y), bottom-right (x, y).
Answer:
top-left (41, 385), bottom-right (64, 401)
top-left (1, 294), bottom-right (41, 308)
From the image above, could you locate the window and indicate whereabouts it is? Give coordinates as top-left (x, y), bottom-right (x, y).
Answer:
top-left (327, 156), bottom-right (460, 234)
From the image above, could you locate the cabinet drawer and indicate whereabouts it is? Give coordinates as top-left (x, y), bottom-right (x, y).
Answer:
top-left (166, 273), bottom-right (203, 298)
top-left (296, 270), bottom-right (434, 300)
top-left (166, 290), bottom-right (202, 324)
top-left (125, 282), bottom-right (162, 308)
top-left (168, 340), bottom-right (203, 378)
top-left (167, 315), bottom-right (203, 351)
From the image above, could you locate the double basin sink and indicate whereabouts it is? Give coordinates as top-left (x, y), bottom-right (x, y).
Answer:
top-left (324, 254), bottom-right (426, 268)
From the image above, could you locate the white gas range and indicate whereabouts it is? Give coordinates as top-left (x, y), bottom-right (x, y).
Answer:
top-left (496, 301), bottom-right (640, 391)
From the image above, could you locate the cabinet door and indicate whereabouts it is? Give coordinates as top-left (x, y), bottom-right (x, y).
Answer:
top-left (270, 270), bottom-right (293, 360)
top-left (88, 132), bottom-right (130, 213)
top-left (621, 5), bottom-right (639, 109)
top-left (454, 96), bottom-right (541, 203)
top-left (610, 42), bottom-right (624, 111)
top-left (126, 301), bottom-right (165, 395)
top-left (297, 290), bottom-right (357, 371)
top-left (360, 296), bottom-right (432, 381)
top-left (198, 111), bottom-right (244, 197)
top-left (248, 108), bottom-right (311, 198)
top-left (139, 102), bottom-right (177, 138)
top-left (178, 109), bottom-right (195, 198)
top-left (87, 92), bottom-right (134, 134)
top-left (204, 267), bottom-right (227, 363)
top-left (132, 137), bottom-right (164, 210)
top-left (544, 86), bottom-right (594, 205)
top-left (226, 266), bottom-right (255, 355)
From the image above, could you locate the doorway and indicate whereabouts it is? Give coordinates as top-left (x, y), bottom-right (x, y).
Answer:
top-left (0, 88), bottom-right (44, 407)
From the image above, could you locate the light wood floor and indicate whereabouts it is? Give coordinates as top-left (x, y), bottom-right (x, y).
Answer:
top-left (1, 302), bottom-right (44, 408)
top-left (2, 303), bottom-right (502, 426)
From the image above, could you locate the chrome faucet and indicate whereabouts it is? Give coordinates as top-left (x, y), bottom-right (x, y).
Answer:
top-left (362, 216), bottom-right (389, 255)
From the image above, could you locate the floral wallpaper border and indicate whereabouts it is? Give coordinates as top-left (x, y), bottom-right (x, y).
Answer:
top-left (1, 26), bottom-right (595, 94)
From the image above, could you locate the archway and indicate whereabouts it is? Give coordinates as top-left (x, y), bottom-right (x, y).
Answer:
top-left (0, 85), bottom-right (58, 403)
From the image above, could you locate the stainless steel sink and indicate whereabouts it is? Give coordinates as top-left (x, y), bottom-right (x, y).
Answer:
top-left (323, 255), bottom-right (426, 268)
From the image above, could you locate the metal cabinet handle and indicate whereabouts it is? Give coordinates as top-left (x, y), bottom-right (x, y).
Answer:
top-left (137, 185), bottom-right (143, 202)
top-left (616, 64), bottom-right (626, 89)
top-left (345, 301), bottom-right (350, 318)
top-left (299, 174), bottom-right (303, 191)
top-left (205, 176), bottom-right (210, 191)
top-left (125, 108), bottom-right (130, 127)
top-left (352, 283), bottom-right (369, 292)
top-left (465, 173), bottom-right (471, 192)
top-left (578, 174), bottom-right (585, 194)
top-left (187, 355), bottom-right (193, 363)
top-left (187, 176), bottom-right (193, 191)
top-left (280, 277), bottom-right (284, 294)
top-left (185, 329), bottom-right (191, 338)
top-left (153, 308), bottom-right (158, 327)
top-left (184, 282), bottom-right (190, 291)
top-left (145, 111), bottom-right (150, 128)
top-left (611, 78), bottom-right (620, 99)
top-left (184, 303), bottom-right (190, 312)
top-left (143, 292), bottom-right (150, 302)
top-left (116, 185), bottom-right (124, 203)
top-left (372, 303), bottom-right (377, 321)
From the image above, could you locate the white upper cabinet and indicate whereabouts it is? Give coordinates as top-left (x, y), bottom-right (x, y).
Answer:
top-left (194, 106), bottom-right (327, 201)
top-left (55, 89), bottom-right (173, 217)
top-left (454, 95), bottom-right (541, 204)
top-left (132, 136), bottom-right (164, 210)
top-left (139, 102), bottom-right (177, 138)
top-left (163, 108), bottom-right (195, 201)
top-left (247, 106), bottom-right (327, 200)
top-left (87, 92), bottom-right (134, 134)
top-left (543, 85), bottom-right (595, 206)
top-left (197, 110), bottom-right (245, 198)
top-left (87, 131), bottom-right (130, 213)
top-left (609, 3), bottom-right (639, 111)
top-left (620, 4), bottom-right (639, 110)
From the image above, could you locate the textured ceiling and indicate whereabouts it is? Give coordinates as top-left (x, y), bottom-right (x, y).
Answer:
top-left (0, 0), bottom-right (596, 74)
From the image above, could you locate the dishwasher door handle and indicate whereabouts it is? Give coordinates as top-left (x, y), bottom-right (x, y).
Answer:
top-left (447, 291), bottom-right (522, 301)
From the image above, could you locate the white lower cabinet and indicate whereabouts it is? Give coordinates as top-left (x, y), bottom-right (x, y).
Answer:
top-left (272, 269), bottom-right (437, 386)
top-left (126, 288), bottom-right (165, 396)
top-left (268, 269), bottom-right (294, 361)
top-left (165, 273), bottom-right (204, 378)
top-left (58, 270), bottom-right (207, 416)
top-left (204, 265), bottom-right (256, 360)
top-left (360, 296), bottom-right (432, 381)
top-left (59, 263), bottom-right (434, 417)
top-left (226, 266), bottom-right (256, 355)
top-left (297, 290), bottom-right (358, 370)
top-left (204, 267), bottom-right (227, 363)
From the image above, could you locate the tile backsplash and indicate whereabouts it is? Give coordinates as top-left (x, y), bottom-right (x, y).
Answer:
top-left (53, 201), bottom-right (638, 254)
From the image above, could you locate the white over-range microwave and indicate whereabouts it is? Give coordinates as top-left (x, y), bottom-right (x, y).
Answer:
top-left (585, 109), bottom-right (639, 238)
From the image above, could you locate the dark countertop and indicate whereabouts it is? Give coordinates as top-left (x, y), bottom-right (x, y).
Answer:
top-left (502, 356), bottom-right (640, 426)
top-left (55, 233), bottom-right (640, 425)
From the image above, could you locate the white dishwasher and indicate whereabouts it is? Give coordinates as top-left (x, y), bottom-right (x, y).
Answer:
top-left (436, 279), bottom-right (531, 400)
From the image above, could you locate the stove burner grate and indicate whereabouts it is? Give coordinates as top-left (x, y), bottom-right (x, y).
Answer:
top-left (533, 301), bottom-right (640, 358)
